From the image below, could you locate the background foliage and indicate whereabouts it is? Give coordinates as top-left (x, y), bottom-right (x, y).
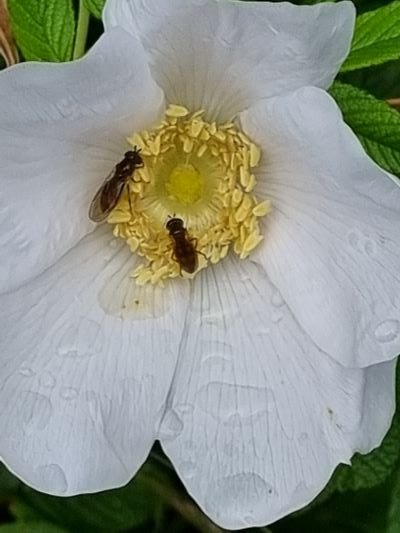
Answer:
top-left (1, 0), bottom-right (400, 531)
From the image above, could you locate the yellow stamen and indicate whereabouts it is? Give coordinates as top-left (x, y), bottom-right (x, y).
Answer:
top-left (165, 104), bottom-right (190, 118)
top-left (109, 103), bottom-right (271, 285)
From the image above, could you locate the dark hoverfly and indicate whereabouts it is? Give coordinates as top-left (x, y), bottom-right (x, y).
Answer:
top-left (88, 148), bottom-right (144, 223)
top-left (166, 217), bottom-right (198, 274)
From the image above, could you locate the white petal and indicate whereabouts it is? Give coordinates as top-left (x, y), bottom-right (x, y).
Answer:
top-left (0, 226), bottom-right (188, 495)
top-left (103, 0), bottom-right (354, 121)
top-left (240, 87), bottom-right (400, 368)
top-left (159, 258), bottom-right (389, 529)
top-left (355, 359), bottom-right (396, 454)
top-left (0, 28), bottom-right (164, 294)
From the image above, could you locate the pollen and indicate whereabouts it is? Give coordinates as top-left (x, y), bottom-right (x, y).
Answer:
top-left (109, 104), bottom-right (271, 285)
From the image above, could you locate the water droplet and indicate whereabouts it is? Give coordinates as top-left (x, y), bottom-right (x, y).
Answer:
top-left (296, 433), bottom-right (311, 459)
top-left (348, 230), bottom-right (360, 248)
top-left (179, 460), bottom-right (196, 479)
top-left (39, 372), bottom-right (56, 389)
top-left (197, 382), bottom-right (273, 421)
top-left (364, 239), bottom-right (376, 256)
top-left (224, 413), bottom-right (243, 427)
top-left (18, 367), bottom-right (34, 377)
top-left (298, 432), bottom-right (309, 445)
top-left (22, 392), bottom-right (52, 432)
top-left (271, 311), bottom-right (283, 324)
top-left (174, 403), bottom-right (194, 416)
top-left (159, 409), bottom-right (183, 441)
top-left (244, 515), bottom-right (256, 525)
top-left (271, 289), bottom-right (284, 308)
top-left (205, 474), bottom-right (277, 527)
top-left (200, 355), bottom-right (233, 383)
top-left (58, 319), bottom-right (103, 358)
top-left (37, 464), bottom-right (67, 494)
top-left (60, 387), bottom-right (78, 400)
top-left (200, 341), bottom-right (233, 361)
top-left (183, 439), bottom-right (196, 451)
top-left (85, 391), bottom-right (105, 429)
top-left (374, 319), bottom-right (400, 343)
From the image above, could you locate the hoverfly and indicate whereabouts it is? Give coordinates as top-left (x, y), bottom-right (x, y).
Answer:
top-left (166, 217), bottom-right (198, 274)
top-left (88, 148), bottom-right (143, 223)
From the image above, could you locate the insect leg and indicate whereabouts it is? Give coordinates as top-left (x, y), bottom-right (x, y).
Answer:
top-left (189, 238), bottom-right (207, 260)
top-left (127, 179), bottom-right (134, 220)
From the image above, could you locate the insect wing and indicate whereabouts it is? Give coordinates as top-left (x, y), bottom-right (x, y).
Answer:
top-left (88, 171), bottom-right (126, 223)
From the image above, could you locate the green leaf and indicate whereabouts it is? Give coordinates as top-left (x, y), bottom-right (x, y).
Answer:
top-left (332, 420), bottom-right (400, 492)
top-left (18, 474), bottom-right (158, 532)
top-left (387, 466), bottom-right (400, 533)
top-left (329, 81), bottom-right (400, 177)
top-left (281, 482), bottom-right (393, 533)
top-left (8, 0), bottom-right (76, 61)
top-left (342, 1), bottom-right (400, 72)
top-left (0, 465), bottom-right (20, 497)
top-left (83, 0), bottom-right (105, 19)
top-left (0, 523), bottom-right (67, 533)
top-left (325, 360), bottom-right (400, 493)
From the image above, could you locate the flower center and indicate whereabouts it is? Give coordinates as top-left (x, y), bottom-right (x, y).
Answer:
top-left (107, 104), bottom-right (271, 285)
top-left (165, 164), bottom-right (204, 205)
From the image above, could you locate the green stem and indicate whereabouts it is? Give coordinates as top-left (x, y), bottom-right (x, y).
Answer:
top-left (142, 475), bottom-right (226, 533)
top-left (73, 1), bottom-right (90, 59)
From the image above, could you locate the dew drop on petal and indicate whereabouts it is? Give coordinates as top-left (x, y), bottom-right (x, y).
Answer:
top-left (18, 367), bottom-right (34, 378)
top-left (174, 403), bottom-right (194, 416)
top-left (37, 464), bottom-right (67, 494)
top-left (22, 392), bottom-right (52, 432)
top-left (85, 391), bottom-right (105, 429)
top-left (60, 387), bottom-right (79, 401)
top-left (57, 319), bottom-right (103, 358)
top-left (364, 239), bottom-right (377, 256)
top-left (179, 460), bottom-right (197, 479)
top-left (298, 432), bottom-right (309, 445)
top-left (205, 473), bottom-right (277, 525)
top-left (348, 230), bottom-right (360, 248)
top-left (374, 319), bottom-right (400, 343)
top-left (271, 288), bottom-right (285, 308)
top-left (39, 372), bottom-right (56, 389)
top-left (197, 382), bottom-right (273, 421)
top-left (271, 311), bottom-right (283, 324)
top-left (297, 432), bottom-right (310, 458)
top-left (159, 409), bottom-right (184, 441)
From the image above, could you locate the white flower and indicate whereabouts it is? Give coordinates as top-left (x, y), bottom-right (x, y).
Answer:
top-left (0, 0), bottom-right (399, 528)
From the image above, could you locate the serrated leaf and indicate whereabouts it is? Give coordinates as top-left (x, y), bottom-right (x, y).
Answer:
top-left (332, 420), bottom-right (400, 492)
top-left (83, 0), bottom-right (105, 19)
top-left (342, 1), bottom-right (400, 72)
top-left (0, 0), bottom-right (19, 66)
top-left (329, 81), bottom-right (400, 177)
top-left (8, 0), bottom-right (75, 62)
